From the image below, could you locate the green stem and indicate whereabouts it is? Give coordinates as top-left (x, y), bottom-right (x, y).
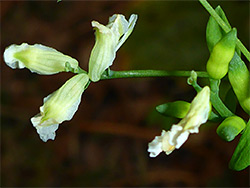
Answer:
top-left (199, 0), bottom-right (250, 62)
top-left (100, 70), bottom-right (209, 80)
top-left (209, 78), bottom-right (234, 117)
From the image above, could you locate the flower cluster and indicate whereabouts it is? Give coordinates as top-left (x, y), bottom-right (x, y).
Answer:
top-left (4, 14), bottom-right (137, 142)
top-left (148, 86), bottom-right (211, 157)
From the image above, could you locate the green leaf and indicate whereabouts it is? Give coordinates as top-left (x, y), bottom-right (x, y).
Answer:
top-left (156, 101), bottom-right (190, 119)
top-left (229, 119), bottom-right (250, 171)
top-left (206, 6), bottom-right (223, 52)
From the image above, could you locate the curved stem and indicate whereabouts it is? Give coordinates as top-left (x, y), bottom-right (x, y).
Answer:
top-left (100, 70), bottom-right (209, 80)
top-left (199, 0), bottom-right (250, 62)
top-left (209, 79), bottom-right (234, 117)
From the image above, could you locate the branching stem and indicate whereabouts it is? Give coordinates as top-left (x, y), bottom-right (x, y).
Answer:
top-left (199, 0), bottom-right (250, 62)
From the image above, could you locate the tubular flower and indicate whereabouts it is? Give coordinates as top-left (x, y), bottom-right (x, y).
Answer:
top-left (31, 73), bottom-right (89, 142)
top-left (88, 14), bottom-right (138, 82)
top-left (3, 43), bottom-right (79, 75)
top-left (148, 86), bottom-right (211, 157)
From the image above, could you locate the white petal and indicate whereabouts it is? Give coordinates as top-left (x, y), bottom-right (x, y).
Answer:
top-left (88, 21), bottom-right (117, 82)
top-left (88, 14), bottom-right (138, 82)
top-left (3, 43), bottom-right (79, 75)
top-left (168, 124), bottom-right (183, 146)
top-left (31, 73), bottom-right (89, 142)
top-left (148, 131), bottom-right (165, 157)
top-left (116, 14), bottom-right (138, 51)
top-left (161, 131), bottom-right (175, 155)
top-left (31, 115), bottom-right (59, 142)
top-left (36, 124), bottom-right (59, 142)
top-left (175, 131), bottom-right (189, 149)
top-left (3, 43), bottom-right (28, 69)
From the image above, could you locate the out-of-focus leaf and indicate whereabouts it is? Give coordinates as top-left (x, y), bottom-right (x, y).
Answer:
top-left (156, 101), bottom-right (190, 119)
top-left (229, 119), bottom-right (250, 171)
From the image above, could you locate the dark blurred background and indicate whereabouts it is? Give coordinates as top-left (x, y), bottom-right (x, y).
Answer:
top-left (1, 1), bottom-right (249, 187)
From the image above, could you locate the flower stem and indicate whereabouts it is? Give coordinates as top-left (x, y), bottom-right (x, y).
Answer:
top-left (209, 78), bottom-right (234, 117)
top-left (100, 70), bottom-right (209, 80)
top-left (199, 0), bottom-right (250, 62)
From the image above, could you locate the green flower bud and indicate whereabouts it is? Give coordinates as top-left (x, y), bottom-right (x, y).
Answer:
top-left (217, 116), bottom-right (246, 142)
top-left (228, 53), bottom-right (250, 114)
top-left (31, 73), bottom-right (89, 142)
top-left (3, 43), bottom-right (79, 75)
top-left (156, 101), bottom-right (191, 119)
top-left (88, 14), bottom-right (137, 82)
top-left (206, 28), bottom-right (237, 80)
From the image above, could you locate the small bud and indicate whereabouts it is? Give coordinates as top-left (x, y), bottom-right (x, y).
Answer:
top-left (88, 14), bottom-right (137, 82)
top-left (4, 43), bottom-right (78, 75)
top-left (31, 73), bottom-right (89, 142)
top-left (217, 116), bottom-right (246, 142)
top-left (206, 28), bottom-right (237, 80)
top-left (187, 70), bottom-right (198, 86)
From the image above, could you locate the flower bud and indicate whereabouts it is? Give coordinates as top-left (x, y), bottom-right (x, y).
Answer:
top-left (3, 43), bottom-right (79, 75)
top-left (217, 116), bottom-right (246, 142)
top-left (148, 86), bottom-right (211, 157)
top-left (88, 14), bottom-right (137, 82)
top-left (228, 53), bottom-right (250, 114)
top-left (206, 28), bottom-right (237, 80)
top-left (31, 73), bottom-right (89, 142)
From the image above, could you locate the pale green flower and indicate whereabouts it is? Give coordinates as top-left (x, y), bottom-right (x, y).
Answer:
top-left (148, 86), bottom-right (211, 157)
top-left (3, 43), bottom-right (79, 75)
top-left (88, 14), bottom-right (138, 82)
top-left (31, 73), bottom-right (89, 142)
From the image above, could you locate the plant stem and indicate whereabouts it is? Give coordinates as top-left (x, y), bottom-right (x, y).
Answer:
top-left (209, 78), bottom-right (234, 117)
top-left (100, 70), bottom-right (209, 80)
top-left (199, 0), bottom-right (250, 62)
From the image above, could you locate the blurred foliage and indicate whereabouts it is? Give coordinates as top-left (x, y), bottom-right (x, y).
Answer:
top-left (1, 1), bottom-right (249, 187)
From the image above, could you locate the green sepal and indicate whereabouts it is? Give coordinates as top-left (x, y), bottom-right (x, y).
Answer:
top-left (206, 6), bottom-right (231, 52)
top-left (216, 116), bottom-right (246, 142)
top-left (228, 53), bottom-right (250, 114)
top-left (156, 101), bottom-right (191, 119)
top-left (214, 6), bottom-right (231, 33)
top-left (229, 119), bottom-right (250, 171)
top-left (65, 62), bottom-right (78, 73)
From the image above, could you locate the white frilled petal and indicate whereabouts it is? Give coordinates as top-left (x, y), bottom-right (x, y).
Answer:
top-left (148, 86), bottom-right (211, 157)
top-left (3, 43), bottom-right (79, 75)
top-left (148, 130), bottom-right (175, 157)
top-left (115, 14), bottom-right (138, 51)
top-left (148, 131), bottom-right (164, 157)
top-left (168, 124), bottom-right (190, 149)
top-left (31, 73), bottom-right (89, 142)
top-left (88, 14), bottom-right (138, 82)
